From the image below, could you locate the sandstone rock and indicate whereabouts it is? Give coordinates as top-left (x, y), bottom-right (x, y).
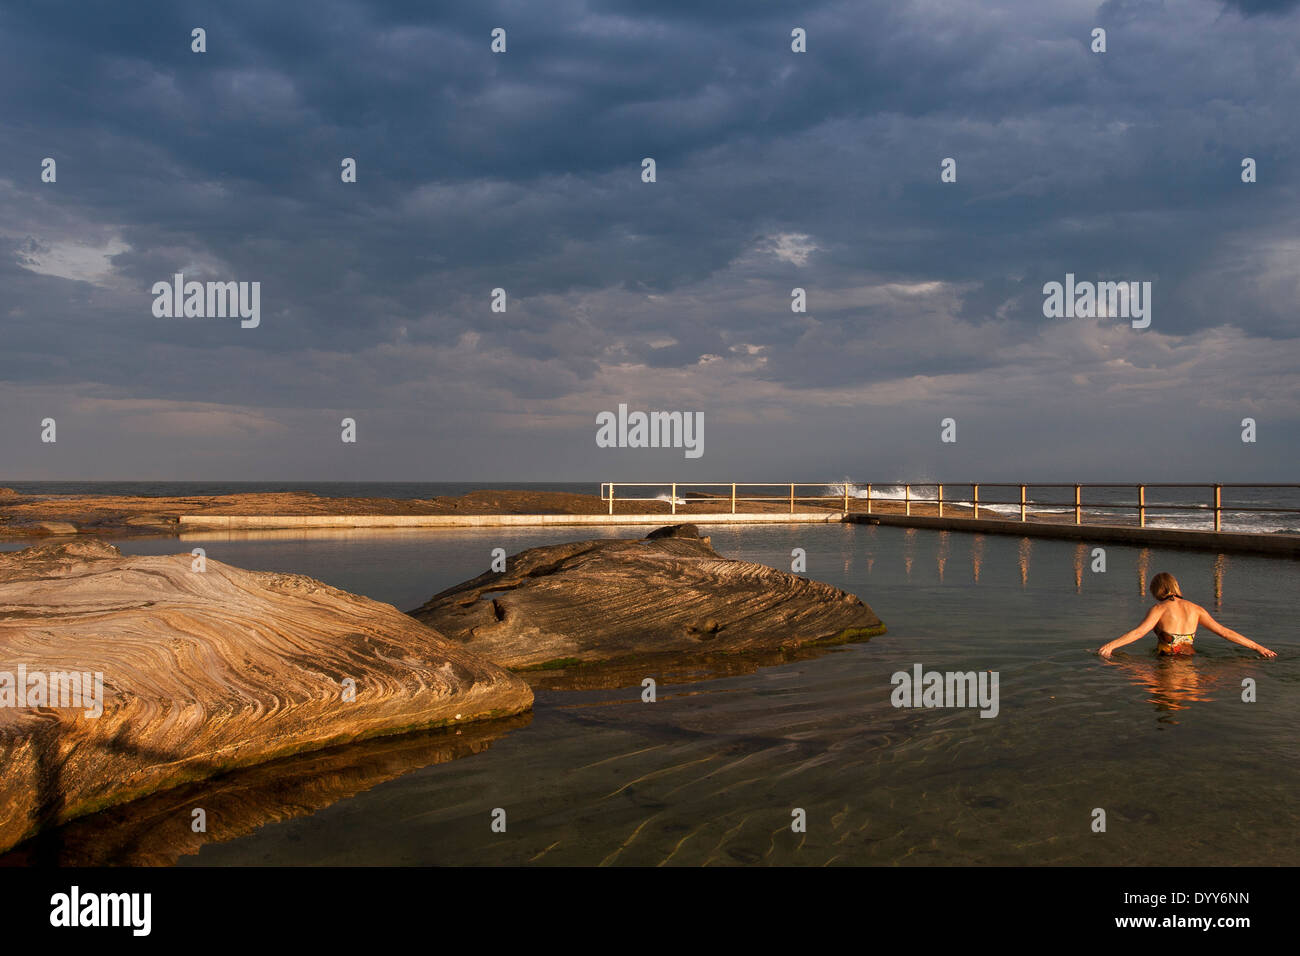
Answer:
top-left (644, 522), bottom-right (705, 540)
top-left (410, 524), bottom-right (885, 673)
top-left (123, 514), bottom-right (178, 527)
top-left (0, 540), bottom-right (532, 853)
top-left (34, 521), bottom-right (78, 535)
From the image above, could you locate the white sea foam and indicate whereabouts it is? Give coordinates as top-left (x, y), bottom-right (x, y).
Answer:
top-left (825, 483), bottom-right (1297, 534)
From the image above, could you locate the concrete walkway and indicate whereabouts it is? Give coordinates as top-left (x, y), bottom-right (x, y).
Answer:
top-left (175, 510), bottom-right (1300, 557)
top-left (177, 512), bottom-right (845, 531)
top-left (848, 513), bottom-right (1300, 557)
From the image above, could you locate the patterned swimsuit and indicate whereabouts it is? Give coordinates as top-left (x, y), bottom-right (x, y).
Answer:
top-left (1155, 598), bottom-right (1195, 654)
top-left (1155, 628), bottom-right (1195, 654)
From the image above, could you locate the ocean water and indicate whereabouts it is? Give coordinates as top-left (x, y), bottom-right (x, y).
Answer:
top-left (2, 523), bottom-right (1296, 866)
top-left (843, 483), bottom-right (1300, 535)
top-left (0, 480), bottom-right (595, 500)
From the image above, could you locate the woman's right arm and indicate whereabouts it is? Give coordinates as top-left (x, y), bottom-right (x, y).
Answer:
top-left (1198, 606), bottom-right (1277, 658)
top-left (1099, 605), bottom-right (1163, 658)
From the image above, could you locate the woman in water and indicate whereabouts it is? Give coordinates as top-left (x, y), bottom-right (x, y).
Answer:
top-left (1099, 572), bottom-right (1276, 659)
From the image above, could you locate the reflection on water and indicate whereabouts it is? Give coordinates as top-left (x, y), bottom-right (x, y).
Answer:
top-left (520, 644), bottom-right (865, 692)
top-left (0, 715), bottom-right (531, 866)
top-left (1105, 657), bottom-right (1218, 725)
top-left (1214, 554), bottom-right (1226, 608)
top-left (1018, 538), bottom-right (1032, 587)
top-left (1137, 547), bottom-right (1151, 596)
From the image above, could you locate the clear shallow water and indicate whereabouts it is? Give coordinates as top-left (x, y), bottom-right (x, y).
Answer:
top-left (4, 524), bottom-right (1297, 866)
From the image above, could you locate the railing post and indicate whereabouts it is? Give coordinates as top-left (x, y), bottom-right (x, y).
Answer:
top-left (905, 484), bottom-right (911, 516)
top-left (866, 484), bottom-right (873, 514)
top-left (1019, 484), bottom-right (1027, 522)
top-left (731, 482), bottom-right (736, 514)
top-left (937, 483), bottom-right (944, 518)
top-left (973, 483), bottom-right (979, 519)
top-left (671, 482), bottom-right (676, 515)
top-left (609, 483), bottom-right (615, 516)
top-left (1074, 484), bottom-right (1081, 525)
top-left (789, 482), bottom-right (795, 514)
top-left (1138, 484), bottom-right (1145, 528)
top-left (1214, 484), bottom-right (1222, 532)
top-left (844, 483), bottom-right (850, 514)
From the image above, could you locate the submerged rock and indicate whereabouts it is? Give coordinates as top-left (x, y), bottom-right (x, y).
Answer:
top-left (1, 713), bottom-right (532, 866)
top-left (410, 524), bottom-right (885, 672)
top-left (0, 540), bottom-right (532, 853)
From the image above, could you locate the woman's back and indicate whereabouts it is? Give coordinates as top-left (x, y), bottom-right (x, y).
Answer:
top-left (1099, 572), bottom-right (1276, 659)
top-left (1154, 597), bottom-right (1199, 638)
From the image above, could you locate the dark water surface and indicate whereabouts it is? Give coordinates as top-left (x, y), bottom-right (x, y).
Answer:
top-left (5, 524), bottom-right (1297, 865)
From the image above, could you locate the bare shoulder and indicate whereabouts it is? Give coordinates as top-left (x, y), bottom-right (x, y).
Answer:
top-left (1194, 603), bottom-right (1228, 631)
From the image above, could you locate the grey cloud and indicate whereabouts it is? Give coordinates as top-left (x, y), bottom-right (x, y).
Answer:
top-left (1, 0), bottom-right (1298, 479)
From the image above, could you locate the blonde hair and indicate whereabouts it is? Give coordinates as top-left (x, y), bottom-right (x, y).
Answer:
top-left (1149, 572), bottom-right (1182, 601)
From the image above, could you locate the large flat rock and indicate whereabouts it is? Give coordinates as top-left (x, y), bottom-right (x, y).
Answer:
top-left (0, 540), bottom-right (532, 853)
top-left (410, 524), bottom-right (885, 672)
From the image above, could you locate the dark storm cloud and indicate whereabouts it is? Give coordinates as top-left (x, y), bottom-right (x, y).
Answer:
top-left (1, 0), bottom-right (1298, 479)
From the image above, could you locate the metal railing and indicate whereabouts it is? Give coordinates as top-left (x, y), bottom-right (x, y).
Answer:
top-left (599, 482), bottom-right (838, 515)
top-left (598, 482), bottom-right (1300, 533)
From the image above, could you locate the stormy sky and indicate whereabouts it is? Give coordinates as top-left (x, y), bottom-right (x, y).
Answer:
top-left (2, 0), bottom-right (1298, 483)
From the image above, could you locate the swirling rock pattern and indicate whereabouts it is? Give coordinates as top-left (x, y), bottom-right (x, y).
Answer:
top-left (410, 524), bottom-right (885, 671)
top-left (0, 540), bottom-right (532, 853)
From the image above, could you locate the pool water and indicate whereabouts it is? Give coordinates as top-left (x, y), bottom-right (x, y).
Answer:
top-left (4, 523), bottom-right (1296, 866)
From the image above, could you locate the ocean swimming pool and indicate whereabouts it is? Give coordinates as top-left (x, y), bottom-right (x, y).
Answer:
top-left (4, 523), bottom-right (1296, 866)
